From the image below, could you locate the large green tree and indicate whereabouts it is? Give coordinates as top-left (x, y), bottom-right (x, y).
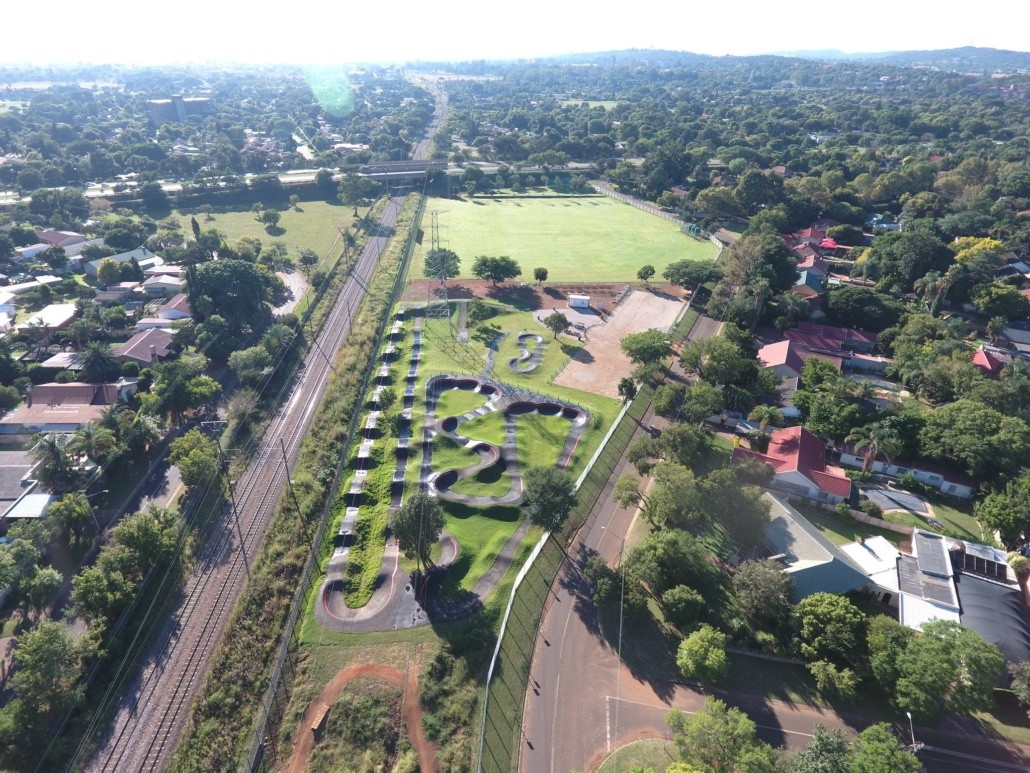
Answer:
top-left (471, 254), bottom-right (522, 285)
top-left (733, 560), bottom-right (794, 628)
top-left (521, 466), bottom-right (577, 532)
top-left (424, 248), bottom-right (461, 282)
top-left (620, 329), bottom-right (670, 366)
top-left (792, 592), bottom-right (866, 665)
top-left (392, 492), bottom-right (445, 573)
top-left (188, 259), bottom-right (284, 333)
top-left (666, 698), bottom-right (775, 773)
top-left (677, 624), bottom-right (728, 684)
top-left (975, 474), bottom-right (1030, 545)
top-left (895, 619), bottom-right (1005, 721)
top-left (919, 399), bottom-right (1030, 478)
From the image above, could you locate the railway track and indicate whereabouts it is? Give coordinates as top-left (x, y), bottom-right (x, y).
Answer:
top-left (78, 85), bottom-right (445, 773)
top-left (82, 196), bottom-right (406, 773)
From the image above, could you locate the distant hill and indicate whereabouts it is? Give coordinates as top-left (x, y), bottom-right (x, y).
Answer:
top-left (774, 46), bottom-right (1030, 73)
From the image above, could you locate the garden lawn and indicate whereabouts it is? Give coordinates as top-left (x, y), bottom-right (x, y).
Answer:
top-left (410, 195), bottom-right (717, 282)
top-left (436, 387), bottom-right (488, 418)
top-left (794, 503), bottom-right (910, 549)
top-left (596, 740), bottom-right (678, 773)
top-left (174, 201), bottom-right (366, 264)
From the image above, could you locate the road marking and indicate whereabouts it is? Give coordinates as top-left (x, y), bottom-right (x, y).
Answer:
top-left (604, 695), bottom-right (815, 739)
top-left (550, 673), bottom-right (560, 773)
top-left (605, 695), bottom-right (611, 752)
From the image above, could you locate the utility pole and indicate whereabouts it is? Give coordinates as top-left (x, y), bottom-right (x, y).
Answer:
top-left (280, 437), bottom-right (302, 519)
top-left (214, 434), bottom-right (250, 579)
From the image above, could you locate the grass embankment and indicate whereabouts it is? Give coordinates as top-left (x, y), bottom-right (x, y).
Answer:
top-left (596, 739), bottom-right (678, 773)
top-left (410, 195), bottom-right (717, 282)
top-left (173, 194), bottom-right (422, 772)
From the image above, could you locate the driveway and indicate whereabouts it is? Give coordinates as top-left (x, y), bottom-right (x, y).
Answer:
top-left (862, 484), bottom-right (929, 515)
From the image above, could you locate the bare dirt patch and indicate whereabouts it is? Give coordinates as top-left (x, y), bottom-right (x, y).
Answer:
top-left (286, 663), bottom-right (433, 773)
top-left (551, 290), bottom-right (685, 398)
top-left (401, 279), bottom-right (686, 312)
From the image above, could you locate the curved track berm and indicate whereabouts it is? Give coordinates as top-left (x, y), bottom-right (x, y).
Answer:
top-left (316, 372), bottom-right (587, 634)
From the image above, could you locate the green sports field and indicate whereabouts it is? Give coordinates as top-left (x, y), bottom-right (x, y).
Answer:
top-left (412, 195), bottom-right (717, 282)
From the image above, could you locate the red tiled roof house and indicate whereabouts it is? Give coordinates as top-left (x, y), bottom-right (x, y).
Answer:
top-left (733, 426), bottom-right (853, 505)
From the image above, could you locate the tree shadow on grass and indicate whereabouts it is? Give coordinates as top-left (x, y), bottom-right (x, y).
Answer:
top-left (486, 284), bottom-right (541, 310)
top-left (264, 225), bottom-right (286, 237)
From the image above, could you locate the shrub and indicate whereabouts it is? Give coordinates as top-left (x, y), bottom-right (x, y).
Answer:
top-left (663, 585), bottom-right (704, 630)
top-left (809, 660), bottom-right (858, 701)
top-left (834, 501), bottom-right (855, 524)
top-left (676, 624), bottom-right (729, 684)
top-left (859, 500), bottom-right (884, 519)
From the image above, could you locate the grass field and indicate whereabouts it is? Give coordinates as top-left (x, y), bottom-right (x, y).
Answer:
top-left (174, 201), bottom-right (366, 263)
top-left (596, 739), bottom-right (679, 773)
top-left (411, 195), bottom-right (717, 282)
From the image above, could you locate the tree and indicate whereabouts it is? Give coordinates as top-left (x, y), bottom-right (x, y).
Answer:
top-left (543, 311), bottom-right (569, 339)
top-left (845, 423), bottom-right (902, 474)
top-left (663, 584), bottom-right (705, 629)
top-left (471, 255), bottom-right (521, 285)
top-left (667, 698), bottom-right (774, 773)
top-left (732, 560), bottom-right (793, 627)
top-left (867, 615), bottom-right (914, 695)
top-left (80, 341), bottom-right (121, 383)
top-left (975, 474), bottom-right (1030, 545)
top-left (850, 723), bottom-right (921, 773)
top-left (72, 564), bottom-right (134, 625)
top-left (896, 620), bottom-right (1005, 721)
top-left (392, 492), bottom-right (445, 573)
top-left (228, 345), bottom-right (273, 387)
top-left (663, 260), bottom-right (722, 288)
top-left (792, 592), bottom-right (865, 665)
top-left (677, 624), bottom-right (728, 684)
top-left (618, 377), bottom-right (637, 403)
top-left (24, 566), bottom-right (61, 618)
top-left (10, 620), bottom-right (87, 717)
top-left (44, 493), bottom-right (94, 544)
top-left (628, 425), bottom-right (711, 476)
top-left (521, 467), bottom-right (577, 532)
top-left (1010, 661), bottom-right (1030, 717)
top-left (298, 248), bottom-right (319, 271)
top-left (424, 248), bottom-right (461, 283)
top-left (169, 429), bottom-right (222, 492)
top-left (747, 405), bottom-right (782, 433)
top-left (808, 660), bottom-right (858, 701)
top-left (824, 286), bottom-right (904, 333)
top-left (533, 267), bottom-right (548, 285)
top-left (142, 355), bottom-right (221, 425)
top-left (620, 329), bottom-right (669, 366)
top-left (188, 259), bottom-right (282, 333)
top-left (96, 257), bottom-right (122, 287)
top-left (68, 422), bottom-right (117, 466)
top-left (637, 264), bottom-right (655, 285)
top-left (680, 383), bottom-right (724, 425)
top-left (973, 282), bottom-right (1030, 321)
top-left (987, 315), bottom-right (1008, 345)
top-left (680, 335), bottom-right (753, 387)
top-left (787, 725), bottom-right (851, 773)
top-left (920, 399), bottom-right (1030, 478)
top-left (29, 433), bottom-right (80, 494)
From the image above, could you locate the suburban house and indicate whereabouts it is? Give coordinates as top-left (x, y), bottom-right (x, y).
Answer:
top-left (0, 381), bottom-right (133, 435)
top-left (840, 536), bottom-right (902, 606)
top-left (5, 275), bottom-right (62, 296)
top-left (35, 229), bottom-right (87, 248)
top-left (144, 264), bottom-right (185, 278)
top-left (732, 426), bottom-right (853, 504)
top-left (787, 321), bottom-right (877, 353)
top-left (95, 281), bottom-right (141, 303)
top-left (13, 303), bottom-right (77, 337)
top-left (84, 247), bottom-right (161, 278)
top-left (141, 274), bottom-right (184, 296)
top-left (157, 293), bottom-right (191, 321)
top-left (971, 345), bottom-right (1012, 376)
top-left (114, 327), bottom-right (174, 365)
top-left (836, 444), bottom-right (977, 499)
top-left (896, 531), bottom-right (1030, 665)
top-left (759, 493), bottom-right (869, 600)
top-left (39, 351), bottom-right (85, 371)
top-left (758, 339), bottom-right (842, 380)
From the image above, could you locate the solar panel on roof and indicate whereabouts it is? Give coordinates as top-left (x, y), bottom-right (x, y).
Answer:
top-left (915, 532), bottom-right (950, 577)
top-left (962, 552), bottom-right (1008, 582)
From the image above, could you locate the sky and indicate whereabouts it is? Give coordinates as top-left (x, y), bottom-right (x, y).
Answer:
top-left (2, 0), bottom-right (1028, 67)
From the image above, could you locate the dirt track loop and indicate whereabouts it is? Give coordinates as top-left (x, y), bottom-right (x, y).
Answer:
top-left (286, 663), bottom-right (433, 773)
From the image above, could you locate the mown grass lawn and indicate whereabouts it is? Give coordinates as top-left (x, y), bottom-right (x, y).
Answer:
top-left (174, 201), bottom-right (366, 262)
top-left (411, 195), bottom-right (717, 282)
top-left (793, 503), bottom-right (911, 549)
top-left (596, 740), bottom-right (679, 773)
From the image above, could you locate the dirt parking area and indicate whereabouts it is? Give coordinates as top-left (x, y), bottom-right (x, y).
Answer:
top-left (551, 290), bottom-right (685, 398)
